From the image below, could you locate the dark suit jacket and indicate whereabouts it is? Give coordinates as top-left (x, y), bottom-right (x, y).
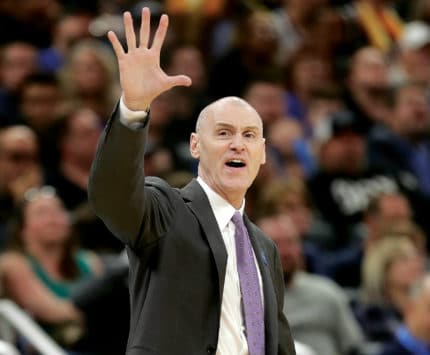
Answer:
top-left (88, 107), bottom-right (296, 355)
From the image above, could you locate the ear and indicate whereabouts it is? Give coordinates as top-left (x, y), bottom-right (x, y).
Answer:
top-left (190, 133), bottom-right (200, 159)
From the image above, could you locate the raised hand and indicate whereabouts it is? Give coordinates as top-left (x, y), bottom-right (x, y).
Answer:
top-left (108, 8), bottom-right (192, 111)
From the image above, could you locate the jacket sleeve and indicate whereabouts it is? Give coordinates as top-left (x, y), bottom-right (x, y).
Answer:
top-left (88, 104), bottom-right (175, 249)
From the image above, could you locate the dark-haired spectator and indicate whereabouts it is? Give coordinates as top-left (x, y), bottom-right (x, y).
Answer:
top-left (46, 107), bottom-right (123, 254)
top-left (343, 46), bottom-right (391, 134)
top-left (16, 72), bottom-right (63, 171)
top-left (368, 82), bottom-right (430, 239)
top-left (0, 126), bottom-right (42, 246)
top-left (283, 46), bottom-right (335, 136)
top-left (0, 186), bottom-right (102, 347)
top-left (38, 11), bottom-right (94, 73)
top-left (319, 192), bottom-right (415, 287)
top-left (272, 0), bottom-right (329, 62)
top-left (0, 42), bottom-right (38, 124)
top-left (308, 110), bottom-right (401, 246)
top-left (208, 9), bottom-right (281, 99)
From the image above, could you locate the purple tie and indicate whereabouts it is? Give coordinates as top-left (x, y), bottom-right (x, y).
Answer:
top-left (232, 211), bottom-right (265, 355)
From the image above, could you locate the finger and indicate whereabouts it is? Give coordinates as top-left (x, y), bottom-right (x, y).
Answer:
top-left (139, 7), bottom-right (151, 48)
top-left (151, 14), bottom-right (168, 53)
top-left (124, 11), bottom-right (137, 51)
top-left (168, 75), bottom-right (192, 89)
top-left (107, 31), bottom-right (125, 58)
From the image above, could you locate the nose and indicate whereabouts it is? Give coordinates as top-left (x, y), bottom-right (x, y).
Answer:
top-left (230, 133), bottom-right (245, 151)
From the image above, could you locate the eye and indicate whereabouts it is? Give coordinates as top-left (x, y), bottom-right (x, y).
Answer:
top-left (244, 131), bottom-right (257, 139)
top-left (217, 129), bottom-right (230, 137)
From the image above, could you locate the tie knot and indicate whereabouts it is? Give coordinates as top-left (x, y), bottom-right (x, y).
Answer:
top-left (231, 211), bottom-right (243, 227)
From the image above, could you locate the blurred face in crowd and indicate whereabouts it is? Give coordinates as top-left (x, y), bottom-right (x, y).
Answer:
top-left (392, 84), bottom-right (430, 141)
top-left (244, 81), bottom-right (285, 127)
top-left (70, 48), bottom-right (109, 95)
top-left (0, 42), bottom-right (37, 92)
top-left (22, 191), bottom-right (71, 248)
top-left (55, 13), bottom-right (92, 53)
top-left (385, 245), bottom-right (425, 314)
top-left (245, 11), bottom-right (279, 55)
top-left (377, 194), bottom-right (412, 225)
top-left (62, 108), bottom-right (101, 169)
top-left (278, 191), bottom-right (312, 238)
top-left (349, 47), bottom-right (389, 92)
top-left (20, 82), bottom-right (62, 130)
top-left (190, 98), bottom-right (266, 208)
top-left (258, 214), bottom-right (302, 285)
top-left (0, 127), bottom-right (39, 190)
top-left (319, 131), bottom-right (366, 174)
top-left (292, 56), bottom-right (332, 97)
top-left (167, 46), bottom-right (206, 91)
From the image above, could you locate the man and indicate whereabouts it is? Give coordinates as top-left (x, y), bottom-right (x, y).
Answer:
top-left (88, 8), bottom-right (295, 355)
top-left (258, 213), bottom-right (364, 355)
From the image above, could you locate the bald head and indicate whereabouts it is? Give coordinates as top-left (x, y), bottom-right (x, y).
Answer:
top-left (195, 96), bottom-right (264, 134)
top-left (189, 96), bottom-right (266, 209)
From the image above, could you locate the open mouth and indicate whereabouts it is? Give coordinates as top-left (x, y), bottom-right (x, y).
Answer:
top-left (225, 159), bottom-right (246, 168)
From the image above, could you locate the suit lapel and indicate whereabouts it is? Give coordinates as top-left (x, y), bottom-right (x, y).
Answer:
top-left (245, 216), bottom-right (278, 355)
top-left (181, 179), bottom-right (228, 302)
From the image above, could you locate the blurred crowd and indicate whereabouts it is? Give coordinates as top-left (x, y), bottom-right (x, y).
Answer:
top-left (1, 0), bottom-right (430, 354)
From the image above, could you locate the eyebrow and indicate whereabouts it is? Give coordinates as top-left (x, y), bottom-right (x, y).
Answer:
top-left (214, 122), bottom-right (261, 131)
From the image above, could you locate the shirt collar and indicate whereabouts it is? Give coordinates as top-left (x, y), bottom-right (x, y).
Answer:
top-left (197, 176), bottom-right (245, 232)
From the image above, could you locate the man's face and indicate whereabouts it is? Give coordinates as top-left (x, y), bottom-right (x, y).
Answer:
top-left (190, 100), bottom-right (266, 206)
top-left (244, 82), bottom-right (285, 126)
top-left (258, 214), bottom-right (302, 283)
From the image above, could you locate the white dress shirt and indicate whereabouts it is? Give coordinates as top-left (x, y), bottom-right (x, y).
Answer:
top-left (119, 101), bottom-right (264, 354)
top-left (197, 177), bottom-right (264, 355)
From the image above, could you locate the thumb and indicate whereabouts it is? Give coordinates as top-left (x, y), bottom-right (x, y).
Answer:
top-left (168, 75), bottom-right (192, 89)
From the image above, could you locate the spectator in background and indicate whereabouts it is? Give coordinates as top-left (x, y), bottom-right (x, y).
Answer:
top-left (242, 74), bottom-right (287, 130)
top-left (258, 212), bottom-right (364, 355)
top-left (38, 11), bottom-right (94, 73)
top-left (0, 41), bottom-right (38, 124)
top-left (0, 186), bottom-right (103, 348)
top-left (283, 46), bottom-right (335, 136)
top-left (390, 21), bottom-right (430, 88)
top-left (355, 236), bottom-right (426, 343)
top-left (60, 39), bottom-right (119, 120)
top-left (208, 9), bottom-right (281, 99)
top-left (16, 72), bottom-right (64, 172)
top-left (308, 110), bottom-right (400, 246)
top-left (272, 0), bottom-right (329, 62)
top-left (343, 46), bottom-right (391, 133)
top-left (0, 126), bottom-right (42, 246)
top-left (45, 107), bottom-right (122, 254)
top-left (378, 274), bottom-right (430, 355)
top-left (319, 192), bottom-right (415, 287)
top-left (368, 82), bottom-right (430, 239)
